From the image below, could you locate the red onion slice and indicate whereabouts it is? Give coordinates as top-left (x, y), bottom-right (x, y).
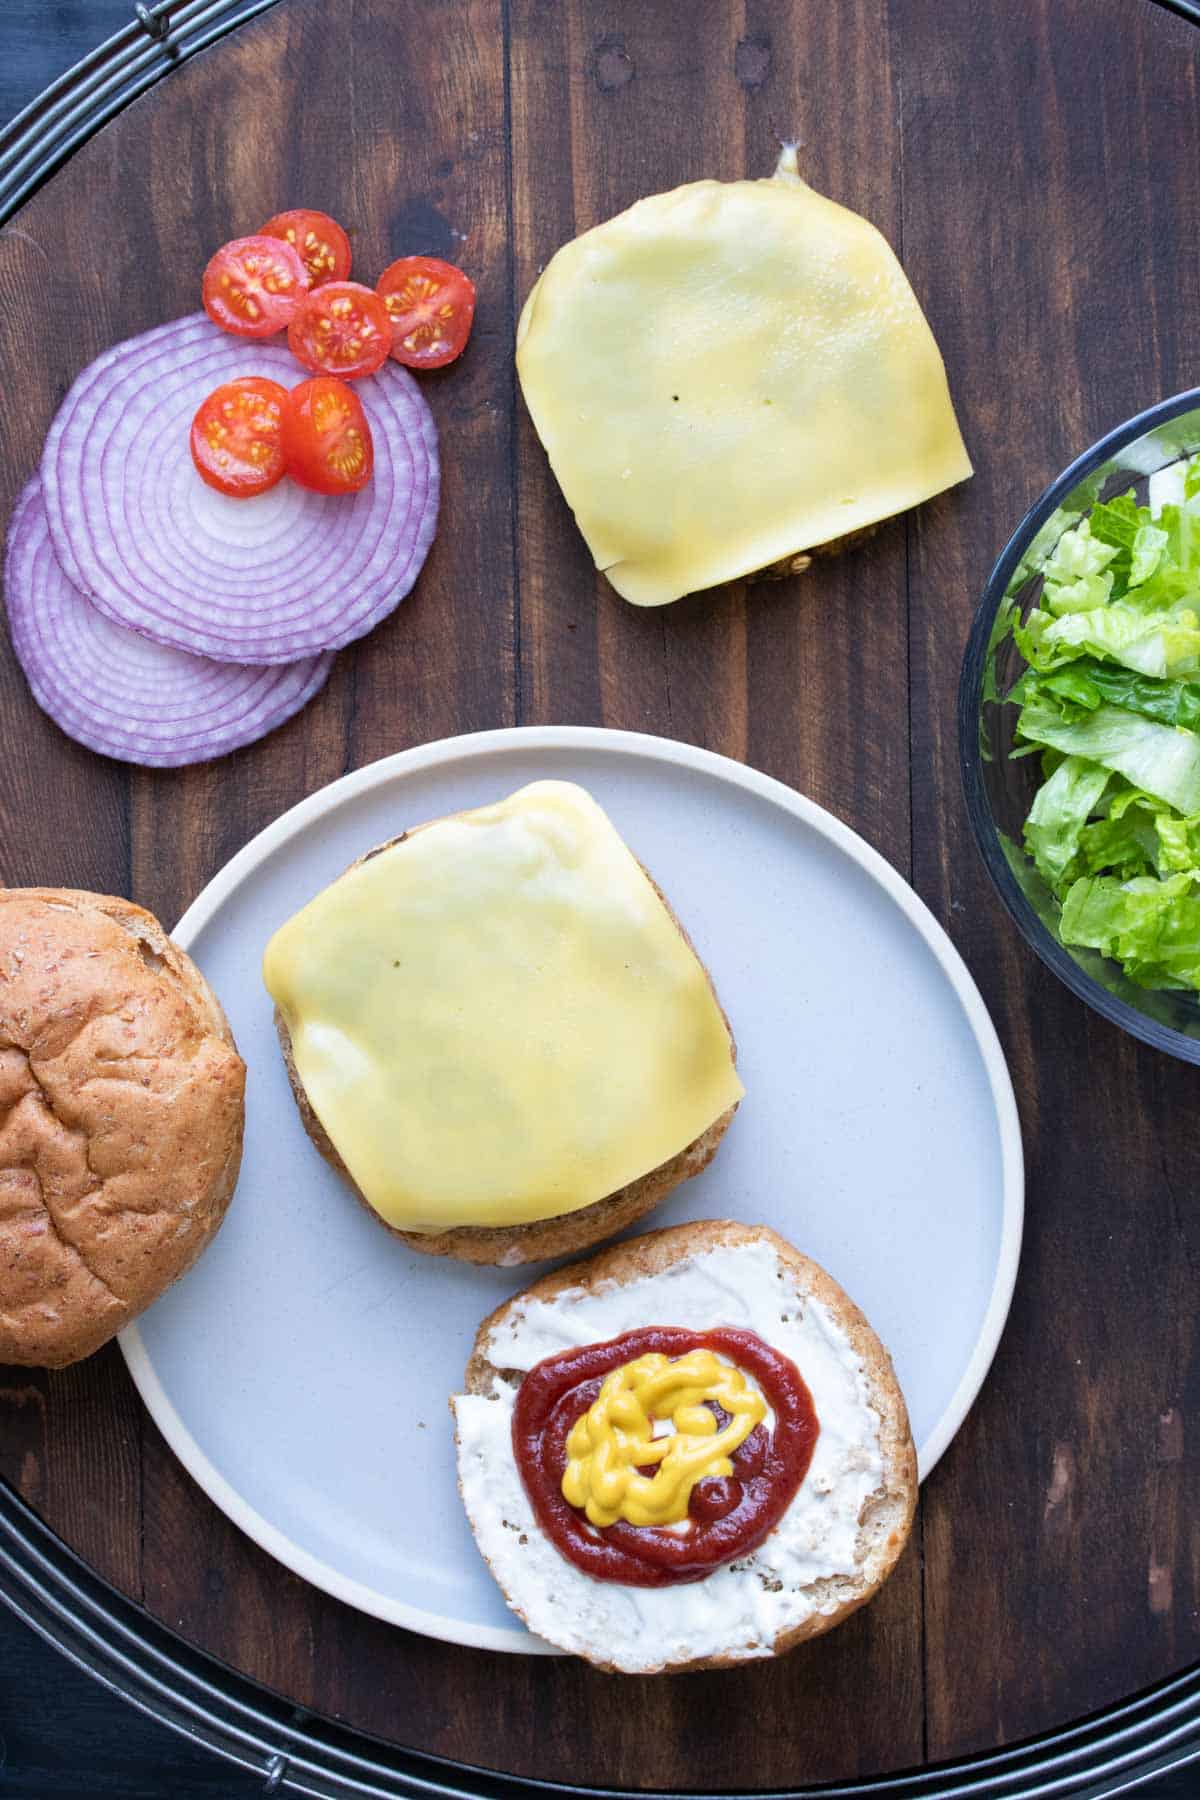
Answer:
top-left (5, 479), bottom-right (334, 767)
top-left (40, 314), bottom-right (439, 664)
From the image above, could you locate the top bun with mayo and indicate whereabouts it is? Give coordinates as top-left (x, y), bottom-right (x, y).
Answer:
top-left (0, 888), bottom-right (245, 1368)
top-left (263, 781), bottom-right (742, 1265)
top-left (517, 147), bottom-right (972, 607)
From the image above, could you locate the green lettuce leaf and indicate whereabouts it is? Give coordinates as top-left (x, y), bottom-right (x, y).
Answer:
top-left (1022, 755), bottom-right (1111, 891)
top-left (1014, 694), bottom-right (1200, 815)
top-left (1004, 463), bottom-right (1200, 994)
top-left (1130, 523), bottom-right (1168, 586)
top-left (1040, 518), bottom-right (1118, 616)
top-left (1044, 572), bottom-right (1114, 616)
top-left (1150, 807), bottom-right (1200, 874)
top-left (1148, 491), bottom-right (1200, 601)
top-left (1028, 659), bottom-right (1200, 732)
top-left (1065, 783), bottom-right (1200, 883)
top-left (1074, 788), bottom-right (1160, 884)
top-left (1087, 494), bottom-right (1150, 597)
top-left (1060, 872), bottom-right (1200, 989)
top-left (1036, 600), bottom-right (1200, 677)
top-left (1031, 665), bottom-right (1104, 709)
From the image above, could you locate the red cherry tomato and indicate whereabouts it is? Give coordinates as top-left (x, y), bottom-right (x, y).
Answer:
top-left (201, 235), bottom-right (309, 338)
top-left (376, 256), bottom-right (475, 369)
top-left (281, 377), bottom-right (374, 495)
top-left (260, 209), bottom-right (352, 288)
top-left (286, 281), bottom-right (391, 379)
top-left (190, 377), bottom-right (289, 498)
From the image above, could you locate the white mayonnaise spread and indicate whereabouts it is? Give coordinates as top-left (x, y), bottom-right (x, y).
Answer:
top-left (453, 1239), bottom-right (886, 1671)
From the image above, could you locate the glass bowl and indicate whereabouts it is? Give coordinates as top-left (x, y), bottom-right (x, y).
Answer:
top-left (959, 388), bottom-right (1200, 1062)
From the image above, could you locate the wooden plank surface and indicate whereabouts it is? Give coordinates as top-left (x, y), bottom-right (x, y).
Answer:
top-left (899, 0), bottom-right (1200, 1756)
top-left (0, 0), bottom-right (1198, 1787)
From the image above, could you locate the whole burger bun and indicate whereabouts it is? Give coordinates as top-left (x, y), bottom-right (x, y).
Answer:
top-left (0, 889), bottom-right (245, 1368)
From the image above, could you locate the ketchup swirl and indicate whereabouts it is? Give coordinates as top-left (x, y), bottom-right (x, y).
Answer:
top-left (511, 1327), bottom-right (818, 1587)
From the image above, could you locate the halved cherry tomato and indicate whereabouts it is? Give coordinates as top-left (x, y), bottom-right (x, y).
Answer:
top-left (281, 377), bottom-right (374, 495)
top-left (286, 281), bottom-right (391, 379)
top-left (190, 377), bottom-right (289, 498)
top-left (376, 256), bottom-right (475, 369)
top-left (202, 236), bottom-right (309, 338)
top-left (260, 209), bottom-right (352, 288)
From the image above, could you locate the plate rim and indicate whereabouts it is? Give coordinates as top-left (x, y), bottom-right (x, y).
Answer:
top-left (120, 724), bottom-right (1024, 1654)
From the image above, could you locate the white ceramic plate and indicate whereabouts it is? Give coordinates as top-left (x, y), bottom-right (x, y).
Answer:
top-left (120, 727), bottom-right (1023, 1653)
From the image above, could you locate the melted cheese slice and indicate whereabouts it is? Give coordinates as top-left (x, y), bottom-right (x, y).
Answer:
top-left (516, 148), bottom-right (972, 606)
top-left (263, 782), bottom-right (743, 1233)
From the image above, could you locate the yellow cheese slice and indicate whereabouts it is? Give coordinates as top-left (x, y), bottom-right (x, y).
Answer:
top-left (516, 147), bottom-right (972, 606)
top-left (262, 781), bottom-right (743, 1233)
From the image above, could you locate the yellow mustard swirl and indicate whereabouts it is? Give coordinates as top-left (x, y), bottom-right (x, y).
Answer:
top-left (562, 1348), bottom-right (766, 1528)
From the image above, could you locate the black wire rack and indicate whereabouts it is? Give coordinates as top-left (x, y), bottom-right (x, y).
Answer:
top-left (0, 0), bottom-right (283, 224)
top-left (6, 1473), bottom-right (1200, 1798)
top-left (1, 0), bottom-right (1200, 1794)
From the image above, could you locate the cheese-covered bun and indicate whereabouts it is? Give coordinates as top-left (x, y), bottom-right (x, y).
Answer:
top-left (517, 147), bottom-right (972, 607)
top-left (264, 782), bottom-right (742, 1264)
top-left (453, 1222), bottom-right (917, 1673)
top-left (0, 889), bottom-right (245, 1368)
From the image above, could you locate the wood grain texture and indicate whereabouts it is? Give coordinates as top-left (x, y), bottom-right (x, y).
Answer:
top-left (897, 0), bottom-right (1200, 1761)
top-left (0, 0), bottom-right (1198, 1787)
top-left (510, 3), bottom-right (922, 1779)
top-left (0, 85), bottom-right (145, 1604)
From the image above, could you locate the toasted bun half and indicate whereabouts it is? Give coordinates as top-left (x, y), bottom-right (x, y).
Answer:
top-left (275, 830), bottom-right (737, 1266)
top-left (452, 1221), bottom-right (917, 1673)
top-left (0, 889), bottom-right (245, 1368)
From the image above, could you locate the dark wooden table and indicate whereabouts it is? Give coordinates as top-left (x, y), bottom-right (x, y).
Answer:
top-left (2, 0), bottom-right (1200, 1793)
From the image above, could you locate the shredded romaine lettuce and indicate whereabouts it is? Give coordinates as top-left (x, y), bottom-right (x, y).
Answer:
top-left (1014, 694), bottom-right (1200, 815)
top-left (1019, 600), bottom-right (1200, 676)
top-left (1059, 873), bottom-right (1200, 990)
top-left (1005, 455), bottom-right (1200, 993)
top-left (1023, 756), bottom-right (1111, 889)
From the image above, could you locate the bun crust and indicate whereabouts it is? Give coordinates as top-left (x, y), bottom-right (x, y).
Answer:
top-left (458, 1220), bottom-right (918, 1672)
top-left (0, 888), bottom-right (245, 1368)
top-left (275, 830), bottom-right (738, 1266)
